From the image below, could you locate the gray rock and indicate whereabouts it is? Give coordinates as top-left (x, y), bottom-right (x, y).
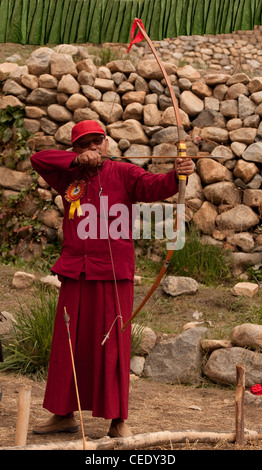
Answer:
top-left (54, 122), bottom-right (75, 146)
top-left (90, 101), bottom-right (123, 123)
top-left (3, 79), bottom-right (28, 99)
top-left (150, 126), bottom-right (187, 145)
top-left (124, 144), bottom-right (151, 166)
top-left (238, 94), bottom-right (256, 119)
top-left (106, 60), bottom-right (136, 74)
top-left (12, 271), bottom-right (35, 289)
top-left (107, 119), bottom-right (149, 144)
top-left (162, 276), bottom-right (198, 296)
top-left (40, 274), bottom-right (61, 289)
top-left (47, 104), bottom-right (73, 122)
top-left (26, 88), bottom-right (57, 106)
top-left (247, 173), bottom-right (262, 189)
top-left (180, 90), bottom-right (204, 117)
top-left (50, 53), bottom-right (78, 79)
top-left (26, 47), bottom-right (54, 75)
top-left (144, 327), bottom-right (207, 384)
top-left (216, 205), bottom-right (259, 231)
top-left (228, 232), bottom-right (255, 252)
top-left (203, 347), bottom-right (262, 387)
top-left (230, 252), bottom-right (262, 271)
top-left (243, 142), bottom-right (262, 164)
top-left (0, 311), bottom-right (17, 335)
top-left (245, 391), bottom-right (262, 407)
top-left (204, 181), bottom-right (242, 205)
top-left (192, 109), bottom-right (226, 128)
top-left (232, 323), bottom-right (262, 350)
top-left (130, 356), bottom-right (146, 376)
top-left (132, 324), bottom-right (157, 355)
top-left (81, 85), bottom-right (102, 101)
top-left (0, 167), bottom-right (32, 191)
top-left (40, 117), bottom-right (59, 135)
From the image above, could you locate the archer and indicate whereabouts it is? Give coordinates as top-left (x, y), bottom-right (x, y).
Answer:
top-left (30, 119), bottom-right (194, 437)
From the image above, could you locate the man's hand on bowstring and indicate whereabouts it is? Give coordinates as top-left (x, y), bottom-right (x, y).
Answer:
top-left (76, 149), bottom-right (103, 167)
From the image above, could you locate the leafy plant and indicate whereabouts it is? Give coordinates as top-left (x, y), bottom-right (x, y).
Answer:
top-left (247, 264), bottom-right (262, 282)
top-left (0, 105), bottom-right (30, 147)
top-left (0, 287), bottom-right (58, 379)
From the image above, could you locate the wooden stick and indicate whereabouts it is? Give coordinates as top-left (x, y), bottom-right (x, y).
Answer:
top-left (64, 307), bottom-right (86, 450)
top-left (3, 429), bottom-right (261, 451)
top-left (14, 385), bottom-right (31, 446)
top-left (235, 363), bottom-right (245, 447)
top-left (109, 155), bottom-right (225, 160)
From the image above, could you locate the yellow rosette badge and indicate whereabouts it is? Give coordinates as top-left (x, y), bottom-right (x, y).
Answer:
top-left (65, 180), bottom-right (86, 219)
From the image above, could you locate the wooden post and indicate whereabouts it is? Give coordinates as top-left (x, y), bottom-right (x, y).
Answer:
top-left (235, 364), bottom-right (245, 447)
top-left (15, 385), bottom-right (31, 446)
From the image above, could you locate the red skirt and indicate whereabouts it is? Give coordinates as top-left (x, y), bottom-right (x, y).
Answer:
top-left (43, 275), bottom-right (133, 420)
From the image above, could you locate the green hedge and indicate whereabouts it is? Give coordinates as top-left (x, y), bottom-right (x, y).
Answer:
top-left (0, 0), bottom-right (262, 45)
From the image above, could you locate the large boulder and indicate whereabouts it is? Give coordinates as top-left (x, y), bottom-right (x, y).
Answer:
top-left (144, 327), bottom-right (207, 385)
top-left (232, 323), bottom-right (262, 350)
top-left (203, 347), bottom-right (262, 387)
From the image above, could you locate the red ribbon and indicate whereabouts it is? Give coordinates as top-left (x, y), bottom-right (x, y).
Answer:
top-left (127, 18), bottom-right (146, 53)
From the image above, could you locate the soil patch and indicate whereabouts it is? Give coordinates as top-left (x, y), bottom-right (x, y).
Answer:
top-left (1, 372), bottom-right (262, 451)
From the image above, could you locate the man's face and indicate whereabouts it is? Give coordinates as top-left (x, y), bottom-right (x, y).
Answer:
top-left (73, 133), bottom-right (109, 156)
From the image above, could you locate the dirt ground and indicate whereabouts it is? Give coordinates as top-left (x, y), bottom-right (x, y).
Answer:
top-left (0, 370), bottom-right (261, 452)
top-left (0, 266), bottom-right (262, 452)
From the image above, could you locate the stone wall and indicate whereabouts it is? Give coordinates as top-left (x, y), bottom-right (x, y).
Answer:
top-left (152, 25), bottom-right (262, 76)
top-left (1, 45), bottom-right (262, 271)
top-left (131, 321), bottom-right (262, 393)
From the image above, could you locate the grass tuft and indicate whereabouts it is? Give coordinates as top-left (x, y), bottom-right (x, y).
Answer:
top-left (168, 227), bottom-right (232, 286)
top-left (0, 287), bottom-right (58, 379)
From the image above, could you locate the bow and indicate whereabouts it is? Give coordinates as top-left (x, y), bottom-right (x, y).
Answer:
top-left (121, 19), bottom-right (188, 332)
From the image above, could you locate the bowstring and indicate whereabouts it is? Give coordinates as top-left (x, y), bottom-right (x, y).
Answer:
top-left (98, 53), bottom-right (132, 344)
top-left (97, 169), bottom-right (124, 346)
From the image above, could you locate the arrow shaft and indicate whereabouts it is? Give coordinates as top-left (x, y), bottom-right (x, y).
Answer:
top-left (64, 308), bottom-right (86, 450)
top-left (110, 155), bottom-right (224, 160)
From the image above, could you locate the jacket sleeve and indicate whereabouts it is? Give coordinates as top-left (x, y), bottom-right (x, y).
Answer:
top-left (30, 150), bottom-right (78, 194)
top-left (123, 163), bottom-right (179, 203)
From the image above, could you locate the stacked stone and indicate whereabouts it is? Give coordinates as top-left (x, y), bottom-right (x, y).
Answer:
top-left (1, 46), bottom-right (262, 270)
top-left (149, 25), bottom-right (262, 75)
top-left (131, 321), bottom-right (262, 388)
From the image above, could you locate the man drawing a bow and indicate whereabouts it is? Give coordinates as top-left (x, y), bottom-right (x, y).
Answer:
top-left (31, 120), bottom-right (194, 438)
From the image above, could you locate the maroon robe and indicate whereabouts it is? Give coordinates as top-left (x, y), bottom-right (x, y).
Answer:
top-left (30, 150), bottom-right (179, 419)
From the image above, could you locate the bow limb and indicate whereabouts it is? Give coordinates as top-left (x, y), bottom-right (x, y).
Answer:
top-left (132, 19), bottom-right (187, 201)
top-left (121, 19), bottom-right (187, 332)
top-left (133, 20), bottom-right (184, 138)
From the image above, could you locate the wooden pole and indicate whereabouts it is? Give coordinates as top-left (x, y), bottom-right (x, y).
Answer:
top-left (64, 307), bottom-right (86, 450)
top-left (2, 429), bottom-right (261, 451)
top-left (14, 385), bottom-right (31, 447)
top-left (235, 364), bottom-right (245, 447)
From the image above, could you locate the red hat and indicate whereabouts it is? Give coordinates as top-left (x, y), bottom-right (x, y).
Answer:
top-left (71, 120), bottom-right (105, 144)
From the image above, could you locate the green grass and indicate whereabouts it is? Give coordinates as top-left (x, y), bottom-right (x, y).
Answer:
top-left (86, 46), bottom-right (127, 65)
top-left (168, 227), bottom-right (231, 286)
top-left (131, 323), bottom-right (145, 358)
top-left (0, 286), bottom-right (58, 379)
top-left (135, 227), bottom-right (232, 287)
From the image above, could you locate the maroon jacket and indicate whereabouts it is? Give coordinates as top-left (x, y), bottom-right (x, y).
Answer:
top-left (31, 150), bottom-right (179, 281)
